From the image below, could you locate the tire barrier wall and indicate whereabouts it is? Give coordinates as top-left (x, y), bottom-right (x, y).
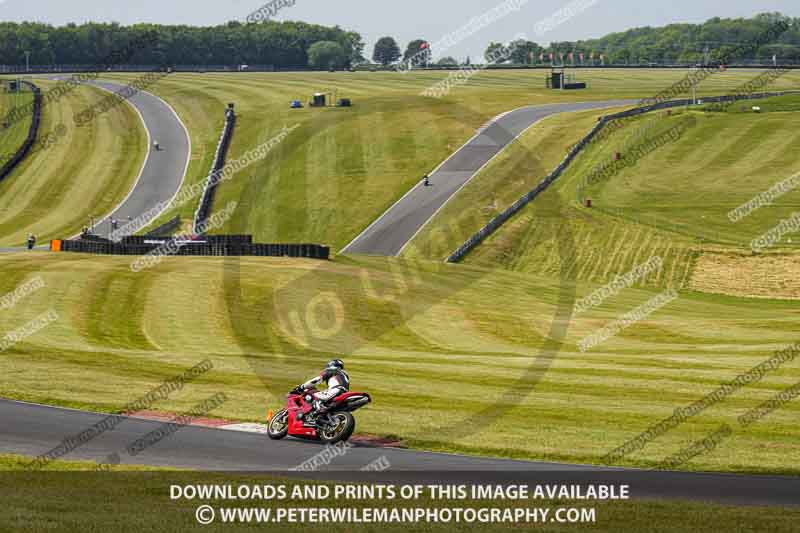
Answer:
top-left (121, 235), bottom-right (253, 246)
top-left (194, 106), bottom-right (236, 233)
top-left (0, 81), bottom-right (42, 184)
top-left (145, 215), bottom-right (181, 237)
top-left (446, 90), bottom-right (800, 263)
top-left (57, 234), bottom-right (329, 260)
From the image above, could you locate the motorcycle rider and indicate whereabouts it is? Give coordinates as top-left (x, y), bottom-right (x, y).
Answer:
top-left (296, 359), bottom-right (350, 416)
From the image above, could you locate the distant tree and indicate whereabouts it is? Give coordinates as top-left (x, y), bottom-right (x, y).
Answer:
top-left (484, 42), bottom-right (504, 63)
top-left (507, 39), bottom-right (544, 64)
top-left (463, 56), bottom-right (471, 65)
top-left (307, 40), bottom-right (347, 69)
top-left (484, 42), bottom-right (512, 64)
top-left (436, 56), bottom-right (458, 66)
top-left (372, 36), bottom-right (401, 66)
top-left (344, 31), bottom-right (366, 65)
top-left (403, 39), bottom-right (431, 68)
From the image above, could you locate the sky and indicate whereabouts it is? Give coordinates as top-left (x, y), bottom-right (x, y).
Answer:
top-left (0, 0), bottom-right (797, 61)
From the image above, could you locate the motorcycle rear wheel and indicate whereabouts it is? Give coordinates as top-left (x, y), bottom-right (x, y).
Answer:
top-left (318, 412), bottom-right (355, 444)
top-left (267, 409), bottom-right (289, 440)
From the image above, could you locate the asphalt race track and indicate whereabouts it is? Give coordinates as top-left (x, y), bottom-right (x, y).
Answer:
top-left (36, 76), bottom-right (190, 240)
top-left (341, 100), bottom-right (635, 256)
top-left (83, 80), bottom-right (190, 239)
top-left (1, 399), bottom-right (798, 506)
top-left (2, 93), bottom-right (797, 507)
top-left (0, 79), bottom-right (188, 250)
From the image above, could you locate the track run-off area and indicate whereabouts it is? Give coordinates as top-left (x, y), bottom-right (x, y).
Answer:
top-left (2, 399), bottom-right (799, 507)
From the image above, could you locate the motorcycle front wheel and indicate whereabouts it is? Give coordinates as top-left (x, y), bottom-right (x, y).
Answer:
top-left (267, 409), bottom-right (289, 440)
top-left (318, 412), bottom-right (355, 444)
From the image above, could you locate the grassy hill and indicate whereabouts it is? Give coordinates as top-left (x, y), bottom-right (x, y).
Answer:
top-left (449, 95), bottom-right (800, 300)
top-left (0, 87), bottom-right (33, 171)
top-left (2, 70), bottom-right (800, 475)
top-left (0, 80), bottom-right (145, 246)
top-left (101, 69), bottom-right (800, 250)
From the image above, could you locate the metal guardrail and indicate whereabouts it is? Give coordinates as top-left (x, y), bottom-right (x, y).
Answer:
top-left (145, 215), bottom-right (181, 237)
top-left (0, 80), bottom-right (42, 184)
top-left (0, 65), bottom-right (277, 74)
top-left (1, 63), bottom-right (798, 75)
top-left (193, 107), bottom-right (236, 234)
top-left (446, 90), bottom-right (800, 263)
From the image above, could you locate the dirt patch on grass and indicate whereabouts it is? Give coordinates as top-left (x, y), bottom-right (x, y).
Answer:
top-left (689, 251), bottom-right (800, 299)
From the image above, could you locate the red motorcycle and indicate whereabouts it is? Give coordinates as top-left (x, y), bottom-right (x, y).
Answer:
top-left (268, 387), bottom-right (371, 444)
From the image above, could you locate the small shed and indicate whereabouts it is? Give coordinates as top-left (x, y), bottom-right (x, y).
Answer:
top-left (311, 93), bottom-right (326, 107)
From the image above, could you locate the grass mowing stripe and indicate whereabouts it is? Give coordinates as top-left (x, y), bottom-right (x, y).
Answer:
top-left (1, 253), bottom-right (800, 472)
top-left (0, 81), bottom-right (145, 245)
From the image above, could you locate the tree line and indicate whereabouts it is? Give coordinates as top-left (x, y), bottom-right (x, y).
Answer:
top-left (490, 13), bottom-right (800, 66)
top-left (375, 13), bottom-right (800, 68)
top-left (1, 13), bottom-right (797, 70)
top-left (0, 20), bottom-right (365, 68)
top-left (547, 13), bottom-right (800, 65)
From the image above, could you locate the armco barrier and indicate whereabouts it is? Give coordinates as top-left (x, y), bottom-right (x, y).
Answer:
top-left (0, 81), bottom-right (42, 184)
top-left (446, 90), bottom-right (800, 263)
top-left (194, 106), bottom-right (236, 233)
top-left (2, 63), bottom-right (798, 75)
top-left (57, 235), bottom-right (329, 260)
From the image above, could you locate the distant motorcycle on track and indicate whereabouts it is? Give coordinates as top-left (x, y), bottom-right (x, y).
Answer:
top-left (267, 387), bottom-right (371, 444)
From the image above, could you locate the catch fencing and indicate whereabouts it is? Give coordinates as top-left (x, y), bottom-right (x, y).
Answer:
top-left (0, 81), bottom-right (42, 184)
top-left (446, 90), bottom-right (800, 263)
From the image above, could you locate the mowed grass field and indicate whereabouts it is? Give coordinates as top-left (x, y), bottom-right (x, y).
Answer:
top-left (1, 252), bottom-right (799, 474)
top-left (449, 96), bottom-right (800, 296)
top-left (99, 69), bottom-right (800, 250)
top-left (2, 70), bottom-right (800, 476)
top-left (0, 79), bottom-right (146, 246)
top-left (0, 88), bottom-right (33, 167)
top-left (1, 455), bottom-right (799, 533)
